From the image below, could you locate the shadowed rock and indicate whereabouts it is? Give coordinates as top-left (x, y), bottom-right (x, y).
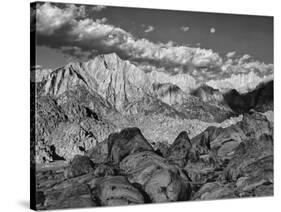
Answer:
top-left (225, 134), bottom-right (273, 187)
top-left (166, 131), bottom-right (192, 167)
top-left (120, 151), bottom-right (191, 202)
top-left (64, 155), bottom-right (95, 178)
top-left (193, 182), bottom-right (236, 200)
top-left (87, 127), bottom-right (154, 164)
top-left (93, 164), bottom-right (115, 177)
top-left (89, 176), bottom-right (145, 206)
top-left (43, 183), bottom-right (96, 209)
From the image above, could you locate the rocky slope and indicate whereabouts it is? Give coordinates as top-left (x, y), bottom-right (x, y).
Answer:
top-left (33, 53), bottom-right (238, 163)
top-left (35, 111), bottom-right (273, 209)
top-left (43, 53), bottom-right (233, 120)
top-left (32, 52), bottom-right (274, 209)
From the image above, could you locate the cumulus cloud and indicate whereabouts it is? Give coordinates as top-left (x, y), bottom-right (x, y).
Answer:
top-left (207, 52), bottom-right (273, 92)
top-left (180, 26), bottom-right (190, 32)
top-left (35, 2), bottom-right (223, 73)
top-left (35, 3), bottom-right (86, 35)
top-left (96, 17), bottom-right (107, 24)
top-left (206, 71), bottom-right (273, 93)
top-left (238, 54), bottom-right (251, 64)
top-left (226, 51), bottom-right (236, 58)
top-left (144, 25), bottom-right (155, 33)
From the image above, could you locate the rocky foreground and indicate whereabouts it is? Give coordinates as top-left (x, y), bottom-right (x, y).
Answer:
top-left (34, 110), bottom-right (273, 210)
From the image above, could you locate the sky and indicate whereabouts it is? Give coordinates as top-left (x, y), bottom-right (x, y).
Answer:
top-left (32, 2), bottom-right (273, 91)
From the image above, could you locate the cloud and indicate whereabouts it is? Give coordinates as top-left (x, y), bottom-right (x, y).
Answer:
top-left (180, 26), bottom-right (190, 32)
top-left (238, 54), bottom-right (251, 64)
top-left (144, 25), bottom-right (155, 33)
top-left (226, 51), bottom-right (236, 58)
top-left (206, 71), bottom-right (273, 93)
top-left (210, 27), bottom-right (216, 34)
top-left (35, 3), bottom-right (223, 73)
top-left (91, 5), bottom-right (106, 12)
top-left (96, 17), bottom-right (107, 24)
top-left (35, 3), bottom-right (86, 35)
top-left (35, 2), bottom-right (273, 91)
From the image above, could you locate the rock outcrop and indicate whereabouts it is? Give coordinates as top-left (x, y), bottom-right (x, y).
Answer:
top-left (191, 84), bottom-right (224, 104)
top-left (89, 176), bottom-right (145, 206)
top-left (64, 155), bottom-right (95, 178)
top-left (33, 53), bottom-right (274, 209)
top-left (120, 151), bottom-right (191, 202)
top-left (87, 127), bottom-right (154, 164)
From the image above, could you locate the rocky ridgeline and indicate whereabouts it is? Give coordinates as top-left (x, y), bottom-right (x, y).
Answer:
top-left (35, 111), bottom-right (273, 209)
top-left (33, 53), bottom-right (241, 163)
top-left (42, 53), bottom-right (233, 121)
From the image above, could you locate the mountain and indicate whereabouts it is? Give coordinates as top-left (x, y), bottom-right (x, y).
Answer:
top-left (152, 82), bottom-right (185, 105)
top-left (223, 80), bottom-right (273, 113)
top-left (43, 53), bottom-right (232, 121)
top-left (191, 84), bottom-right (225, 104)
top-left (44, 53), bottom-right (185, 117)
top-left (35, 53), bottom-right (265, 163)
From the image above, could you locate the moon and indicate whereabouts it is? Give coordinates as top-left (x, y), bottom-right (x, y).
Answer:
top-left (210, 27), bottom-right (216, 33)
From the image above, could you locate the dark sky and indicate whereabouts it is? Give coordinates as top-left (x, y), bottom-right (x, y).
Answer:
top-left (35, 3), bottom-right (273, 71)
top-left (102, 6), bottom-right (273, 62)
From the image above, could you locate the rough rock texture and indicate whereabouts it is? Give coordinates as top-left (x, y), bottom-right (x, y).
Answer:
top-left (120, 151), bottom-right (191, 202)
top-left (33, 53), bottom-right (274, 209)
top-left (89, 176), bottom-right (145, 206)
top-left (35, 96), bottom-right (67, 163)
top-left (49, 122), bottom-right (97, 160)
top-left (152, 82), bottom-right (185, 105)
top-left (87, 127), bottom-right (154, 164)
top-left (188, 111), bottom-right (273, 199)
top-left (191, 84), bottom-right (225, 104)
top-left (64, 155), bottom-right (95, 178)
top-left (193, 182), bottom-right (236, 200)
top-left (34, 111), bottom-right (273, 209)
top-left (166, 131), bottom-right (192, 167)
top-left (44, 183), bottom-right (96, 209)
top-left (43, 53), bottom-right (232, 122)
top-left (225, 134), bottom-right (273, 192)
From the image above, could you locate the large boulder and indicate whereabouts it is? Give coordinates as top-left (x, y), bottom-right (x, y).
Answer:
top-left (238, 111), bottom-right (273, 139)
top-left (89, 176), bottom-right (145, 206)
top-left (166, 131), bottom-right (192, 167)
top-left (87, 127), bottom-right (154, 164)
top-left (120, 151), bottom-right (191, 203)
top-left (43, 183), bottom-right (96, 209)
top-left (225, 134), bottom-right (273, 196)
top-left (192, 125), bottom-right (246, 160)
top-left (64, 155), bottom-right (95, 178)
top-left (193, 182), bottom-right (236, 200)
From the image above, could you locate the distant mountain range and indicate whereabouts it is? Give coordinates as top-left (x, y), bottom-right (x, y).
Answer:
top-left (32, 53), bottom-right (273, 163)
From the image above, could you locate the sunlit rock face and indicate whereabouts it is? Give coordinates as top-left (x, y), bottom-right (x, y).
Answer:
top-left (152, 82), bottom-right (185, 105)
top-left (44, 53), bottom-right (198, 113)
top-left (191, 84), bottom-right (225, 103)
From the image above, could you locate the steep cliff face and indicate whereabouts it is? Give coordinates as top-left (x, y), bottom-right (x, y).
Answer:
top-left (45, 53), bottom-right (150, 112)
top-left (191, 85), bottom-right (224, 103)
top-left (43, 53), bottom-right (195, 117)
top-left (152, 82), bottom-right (185, 105)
